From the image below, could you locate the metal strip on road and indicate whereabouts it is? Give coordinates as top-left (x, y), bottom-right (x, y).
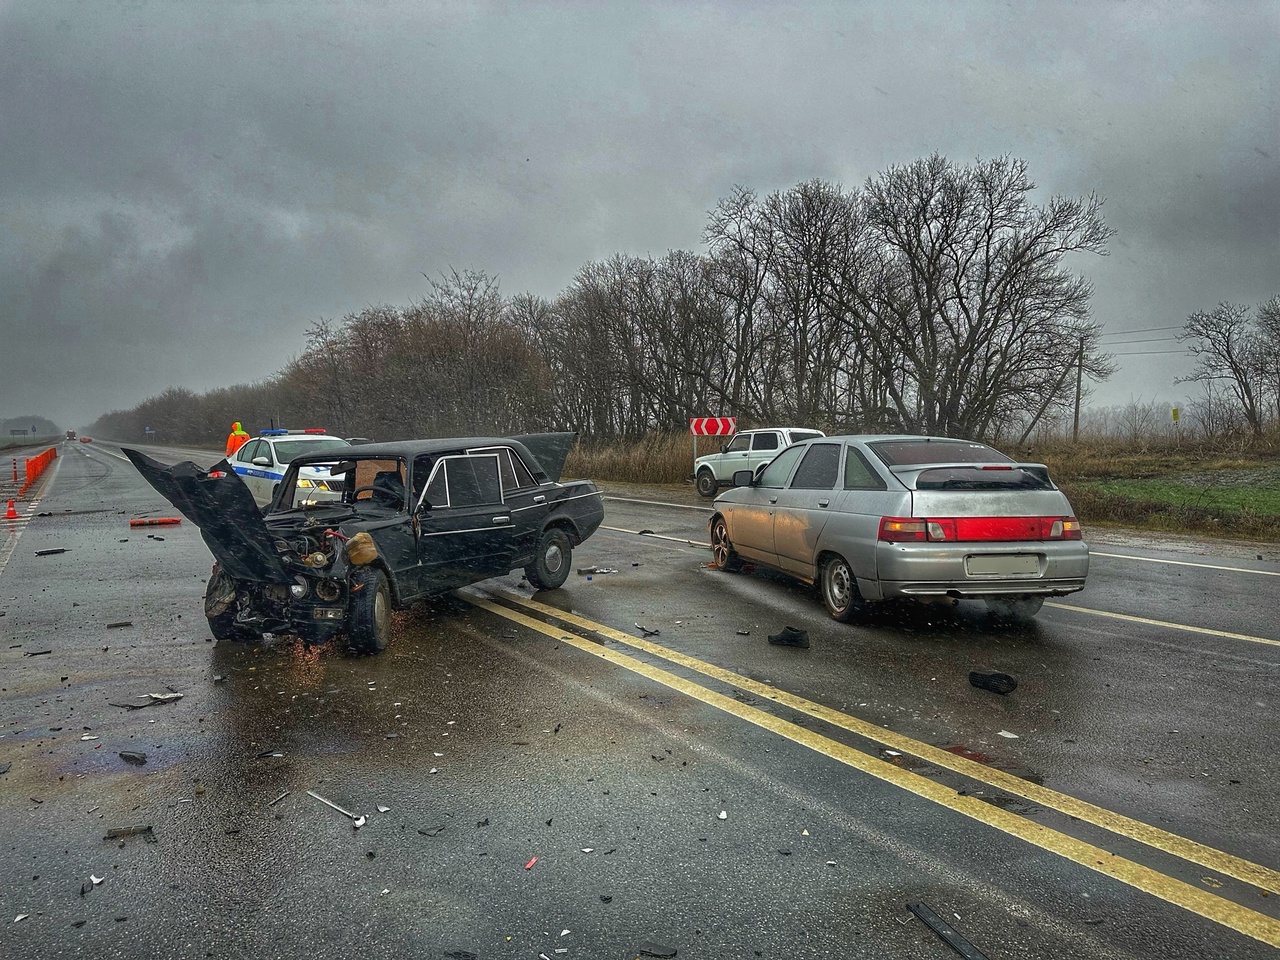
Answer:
top-left (602, 524), bottom-right (707, 547)
top-left (1045, 602), bottom-right (1280, 649)
top-left (466, 593), bottom-right (1280, 949)
top-left (604, 495), bottom-right (712, 513)
top-left (1091, 550), bottom-right (1280, 578)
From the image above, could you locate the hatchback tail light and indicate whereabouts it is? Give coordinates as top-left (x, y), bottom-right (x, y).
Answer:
top-left (879, 516), bottom-right (1081, 542)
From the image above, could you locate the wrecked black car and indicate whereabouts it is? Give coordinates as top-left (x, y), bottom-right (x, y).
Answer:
top-left (124, 433), bottom-right (604, 653)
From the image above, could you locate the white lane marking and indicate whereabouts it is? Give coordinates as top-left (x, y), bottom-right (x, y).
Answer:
top-left (1090, 550), bottom-right (1279, 578)
top-left (605, 495), bottom-right (712, 513)
top-left (1045, 602), bottom-right (1280, 649)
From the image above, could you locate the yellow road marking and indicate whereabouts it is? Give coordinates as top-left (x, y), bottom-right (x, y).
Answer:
top-left (1046, 602), bottom-right (1280, 649)
top-left (468, 594), bottom-right (1280, 948)
top-left (493, 590), bottom-right (1280, 895)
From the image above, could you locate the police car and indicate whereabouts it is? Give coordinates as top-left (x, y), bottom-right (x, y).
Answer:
top-left (224, 429), bottom-right (353, 507)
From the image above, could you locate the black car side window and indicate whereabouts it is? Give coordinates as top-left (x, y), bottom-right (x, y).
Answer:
top-left (443, 455), bottom-right (502, 508)
top-left (237, 440), bottom-right (261, 463)
top-left (789, 443), bottom-right (840, 489)
top-left (752, 432), bottom-right (780, 451)
top-left (844, 449), bottom-right (888, 490)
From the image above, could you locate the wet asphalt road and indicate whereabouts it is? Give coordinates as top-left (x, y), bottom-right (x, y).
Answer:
top-left (1, 441), bottom-right (1278, 959)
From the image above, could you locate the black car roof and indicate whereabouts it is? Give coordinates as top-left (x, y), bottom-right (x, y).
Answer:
top-left (286, 433), bottom-right (576, 483)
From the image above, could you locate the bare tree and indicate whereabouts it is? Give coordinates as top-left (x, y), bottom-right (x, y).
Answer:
top-left (1178, 301), bottom-right (1269, 437)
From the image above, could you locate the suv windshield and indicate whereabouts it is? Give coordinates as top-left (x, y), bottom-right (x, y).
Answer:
top-left (274, 437), bottom-right (352, 463)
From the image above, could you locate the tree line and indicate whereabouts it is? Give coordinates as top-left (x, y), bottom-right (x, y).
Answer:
top-left (88, 152), bottom-right (1270, 450)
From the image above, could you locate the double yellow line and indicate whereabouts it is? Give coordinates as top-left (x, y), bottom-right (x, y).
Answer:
top-left (466, 588), bottom-right (1280, 949)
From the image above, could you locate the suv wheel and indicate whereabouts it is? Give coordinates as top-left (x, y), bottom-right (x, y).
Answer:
top-left (696, 469), bottom-right (719, 498)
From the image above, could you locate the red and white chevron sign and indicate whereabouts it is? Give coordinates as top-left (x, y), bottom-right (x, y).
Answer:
top-left (689, 417), bottom-right (737, 436)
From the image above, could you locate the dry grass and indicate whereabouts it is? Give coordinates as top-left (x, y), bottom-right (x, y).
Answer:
top-left (567, 433), bottom-right (706, 483)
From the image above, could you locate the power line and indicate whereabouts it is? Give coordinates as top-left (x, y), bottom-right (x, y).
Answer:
top-left (1101, 335), bottom-right (1183, 346)
top-left (1106, 348), bottom-right (1189, 356)
top-left (1098, 324), bottom-right (1184, 338)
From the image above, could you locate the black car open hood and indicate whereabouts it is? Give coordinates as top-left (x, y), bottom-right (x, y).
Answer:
top-left (511, 432), bottom-right (576, 482)
top-left (123, 448), bottom-right (292, 584)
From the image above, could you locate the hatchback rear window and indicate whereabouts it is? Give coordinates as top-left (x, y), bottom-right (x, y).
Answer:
top-left (914, 466), bottom-right (1053, 491)
top-left (869, 440), bottom-right (1010, 466)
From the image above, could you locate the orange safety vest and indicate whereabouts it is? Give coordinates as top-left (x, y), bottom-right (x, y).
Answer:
top-left (225, 424), bottom-right (249, 457)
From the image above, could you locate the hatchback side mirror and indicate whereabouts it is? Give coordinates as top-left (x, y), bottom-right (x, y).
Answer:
top-left (731, 469), bottom-right (756, 487)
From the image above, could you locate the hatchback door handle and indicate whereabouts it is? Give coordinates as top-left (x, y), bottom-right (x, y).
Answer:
top-left (533, 495), bottom-right (546, 504)
top-left (493, 516), bottom-right (510, 525)
top-left (818, 499), bottom-right (830, 508)
top-left (769, 497), bottom-right (778, 504)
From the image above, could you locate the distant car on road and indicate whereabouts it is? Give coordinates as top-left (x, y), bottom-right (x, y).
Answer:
top-left (708, 435), bottom-right (1088, 622)
top-left (694, 426), bottom-right (825, 497)
top-left (125, 433), bottom-right (604, 654)
top-left (223, 429), bottom-right (352, 506)
top-left (78, 436), bottom-right (92, 443)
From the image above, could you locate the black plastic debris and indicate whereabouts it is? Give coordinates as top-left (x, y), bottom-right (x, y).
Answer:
top-left (118, 751), bottom-right (147, 766)
top-left (907, 902), bottom-right (990, 960)
top-left (106, 621), bottom-right (133, 629)
top-left (104, 824), bottom-right (155, 843)
top-left (22, 649), bottom-right (52, 657)
top-left (635, 623), bottom-right (660, 637)
top-left (109, 692), bottom-right (183, 710)
top-left (35, 548), bottom-right (68, 556)
top-left (767, 626), bottom-right (809, 648)
top-left (600, 895), bottom-right (612, 903)
top-left (969, 670), bottom-right (1018, 695)
top-left (418, 825), bottom-right (446, 837)
top-left (0, 762), bottom-right (10, 776)
top-left (638, 942), bottom-right (677, 958)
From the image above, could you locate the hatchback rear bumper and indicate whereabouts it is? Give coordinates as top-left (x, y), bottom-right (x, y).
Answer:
top-left (863, 540), bottom-right (1090, 600)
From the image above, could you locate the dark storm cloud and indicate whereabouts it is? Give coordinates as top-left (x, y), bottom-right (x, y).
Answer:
top-left (1, 0), bottom-right (1276, 426)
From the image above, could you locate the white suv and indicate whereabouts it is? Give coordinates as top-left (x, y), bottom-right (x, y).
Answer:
top-left (694, 427), bottom-right (825, 498)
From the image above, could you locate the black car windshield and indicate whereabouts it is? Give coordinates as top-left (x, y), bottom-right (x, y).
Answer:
top-left (868, 439), bottom-right (1012, 466)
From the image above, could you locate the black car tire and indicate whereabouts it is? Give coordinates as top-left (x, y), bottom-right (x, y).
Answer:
top-left (348, 566), bottom-right (391, 653)
top-left (985, 595), bottom-right (1044, 622)
top-left (525, 527), bottom-right (572, 590)
top-left (205, 565), bottom-right (253, 642)
top-left (696, 469), bottom-right (719, 499)
top-left (710, 516), bottom-right (743, 572)
top-left (820, 554), bottom-right (865, 622)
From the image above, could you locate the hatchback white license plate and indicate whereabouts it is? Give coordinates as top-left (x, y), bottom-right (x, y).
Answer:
top-left (965, 554), bottom-right (1039, 577)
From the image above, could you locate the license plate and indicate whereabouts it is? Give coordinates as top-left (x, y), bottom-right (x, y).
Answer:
top-left (965, 554), bottom-right (1039, 577)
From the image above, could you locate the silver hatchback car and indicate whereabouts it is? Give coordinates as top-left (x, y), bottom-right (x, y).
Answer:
top-left (708, 435), bottom-right (1089, 622)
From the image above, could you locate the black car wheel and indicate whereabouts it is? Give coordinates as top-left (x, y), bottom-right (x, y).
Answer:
top-left (348, 566), bottom-right (391, 653)
top-left (820, 554), bottom-right (865, 622)
top-left (204, 564), bottom-right (253, 642)
top-left (696, 469), bottom-right (719, 499)
top-left (710, 516), bottom-right (743, 572)
top-left (985, 595), bottom-right (1044, 622)
top-left (525, 527), bottom-right (572, 590)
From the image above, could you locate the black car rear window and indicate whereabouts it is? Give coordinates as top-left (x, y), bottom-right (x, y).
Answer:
top-left (914, 466), bottom-right (1053, 491)
top-left (869, 439), bottom-right (1011, 466)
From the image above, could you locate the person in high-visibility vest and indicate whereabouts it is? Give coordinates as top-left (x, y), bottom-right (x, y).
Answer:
top-left (225, 421), bottom-right (250, 457)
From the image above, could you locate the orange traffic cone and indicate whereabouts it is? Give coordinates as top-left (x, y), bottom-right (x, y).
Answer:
top-left (4, 499), bottom-right (17, 520)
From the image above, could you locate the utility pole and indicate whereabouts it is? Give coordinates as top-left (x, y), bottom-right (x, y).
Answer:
top-left (1072, 335), bottom-right (1084, 444)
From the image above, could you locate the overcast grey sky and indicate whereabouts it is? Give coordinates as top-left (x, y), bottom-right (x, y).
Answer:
top-left (2, 0), bottom-right (1276, 429)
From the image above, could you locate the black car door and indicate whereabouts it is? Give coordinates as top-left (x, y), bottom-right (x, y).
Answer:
top-left (415, 454), bottom-right (515, 591)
